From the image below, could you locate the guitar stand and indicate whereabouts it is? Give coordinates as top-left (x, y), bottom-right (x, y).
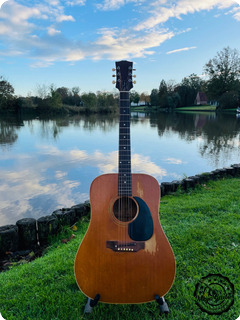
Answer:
top-left (84, 294), bottom-right (169, 316)
top-left (155, 295), bottom-right (170, 315)
top-left (84, 294), bottom-right (100, 314)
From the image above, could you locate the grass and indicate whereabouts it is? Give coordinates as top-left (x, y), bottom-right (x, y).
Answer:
top-left (131, 105), bottom-right (217, 112)
top-left (176, 105), bottom-right (217, 111)
top-left (0, 178), bottom-right (240, 319)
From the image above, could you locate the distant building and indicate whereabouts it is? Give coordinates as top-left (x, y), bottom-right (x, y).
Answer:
top-left (131, 101), bottom-right (149, 107)
top-left (195, 92), bottom-right (208, 105)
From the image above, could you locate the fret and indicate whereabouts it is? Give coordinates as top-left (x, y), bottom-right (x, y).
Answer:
top-left (118, 90), bottom-right (131, 196)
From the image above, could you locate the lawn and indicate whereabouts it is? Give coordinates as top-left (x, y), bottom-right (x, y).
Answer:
top-left (0, 178), bottom-right (239, 320)
top-left (176, 105), bottom-right (217, 111)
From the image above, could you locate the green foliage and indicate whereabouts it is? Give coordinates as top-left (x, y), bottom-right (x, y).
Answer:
top-left (0, 76), bottom-right (16, 111)
top-left (150, 88), bottom-right (159, 106)
top-left (204, 47), bottom-right (240, 109)
top-left (49, 85), bottom-right (62, 109)
top-left (177, 74), bottom-right (203, 107)
top-left (130, 91), bottom-right (140, 105)
top-left (81, 92), bottom-right (98, 112)
top-left (0, 179), bottom-right (239, 319)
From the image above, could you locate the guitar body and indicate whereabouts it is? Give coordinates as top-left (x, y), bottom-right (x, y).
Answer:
top-left (74, 173), bottom-right (175, 304)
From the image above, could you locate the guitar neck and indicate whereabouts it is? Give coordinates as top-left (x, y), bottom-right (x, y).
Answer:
top-left (118, 91), bottom-right (132, 196)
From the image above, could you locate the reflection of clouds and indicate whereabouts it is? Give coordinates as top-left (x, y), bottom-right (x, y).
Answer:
top-left (38, 145), bottom-right (167, 178)
top-left (0, 165), bottom-right (84, 225)
top-left (0, 145), bottom-right (167, 225)
top-left (132, 154), bottom-right (166, 178)
top-left (55, 171), bottom-right (68, 179)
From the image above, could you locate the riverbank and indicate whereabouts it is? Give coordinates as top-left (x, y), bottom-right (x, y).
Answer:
top-left (0, 177), bottom-right (239, 320)
top-left (131, 105), bottom-right (217, 112)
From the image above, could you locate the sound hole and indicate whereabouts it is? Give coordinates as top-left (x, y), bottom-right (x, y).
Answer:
top-left (113, 196), bottom-right (138, 222)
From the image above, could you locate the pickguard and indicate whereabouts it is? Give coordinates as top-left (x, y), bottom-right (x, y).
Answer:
top-left (128, 197), bottom-right (153, 241)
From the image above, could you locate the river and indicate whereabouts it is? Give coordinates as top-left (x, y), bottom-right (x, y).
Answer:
top-left (0, 111), bottom-right (240, 226)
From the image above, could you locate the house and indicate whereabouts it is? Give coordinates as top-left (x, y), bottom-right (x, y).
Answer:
top-left (195, 92), bottom-right (208, 105)
top-left (131, 101), bottom-right (149, 107)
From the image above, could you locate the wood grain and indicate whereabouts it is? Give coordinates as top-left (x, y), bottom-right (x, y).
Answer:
top-left (74, 173), bottom-right (176, 304)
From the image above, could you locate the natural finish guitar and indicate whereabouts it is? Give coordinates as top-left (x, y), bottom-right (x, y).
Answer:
top-left (74, 61), bottom-right (175, 304)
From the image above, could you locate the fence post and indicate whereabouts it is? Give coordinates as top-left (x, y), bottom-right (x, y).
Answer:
top-left (16, 218), bottom-right (37, 250)
top-left (0, 225), bottom-right (19, 256)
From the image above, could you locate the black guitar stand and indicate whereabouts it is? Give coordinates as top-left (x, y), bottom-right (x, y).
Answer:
top-left (84, 294), bottom-right (101, 314)
top-left (84, 294), bottom-right (170, 316)
top-left (155, 295), bottom-right (170, 315)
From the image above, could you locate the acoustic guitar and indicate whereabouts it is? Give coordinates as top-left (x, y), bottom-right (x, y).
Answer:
top-left (74, 60), bottom-right (176, 304)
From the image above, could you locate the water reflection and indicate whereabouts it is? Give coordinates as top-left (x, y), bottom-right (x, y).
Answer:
top-left (0, 111), bottom-right (240, 225)
top-left (150, 111), bottom-right (240, 167)
top-left (0, 116), bottom-right (24, 149)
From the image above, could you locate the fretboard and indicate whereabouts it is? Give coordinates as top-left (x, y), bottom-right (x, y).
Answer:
top-left (118, 91), bottom-right (132, 196)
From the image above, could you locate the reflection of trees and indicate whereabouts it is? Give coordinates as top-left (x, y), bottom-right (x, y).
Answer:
top-left (0, 117), bottom-right (23, 148)
top-left (150, 112), bottom-right (240, 165)
top-left (24, 114), bottom-right (119, 140)
top-left (69, 114), bottom-right (118, 132)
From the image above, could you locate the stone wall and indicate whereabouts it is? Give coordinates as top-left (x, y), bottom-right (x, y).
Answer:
top-left (0, 163), bottom-right (240, 259)
top-left (0, 202), bottom-right (90, 258)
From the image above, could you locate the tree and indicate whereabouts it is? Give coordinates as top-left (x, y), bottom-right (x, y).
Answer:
top-left (158, 80), bottom-right (170, 109)
top-left (130, 91), bottom-right (140, 105)
top-left (96, 92), bottom-right (118, 113)
top-left (49, 85), bottom-right (62, 108)
top-left (0, 76), bottom-right (15, 110)
top-left (0, 76), bottom-right (14, 99)
top-left (35, 83), bottom-right (49, 99)
top-left (204, 47), bottom-right (240, 108)
top-left (140, 92), bottom-right (150, 105)
top-left (72, 87), bottom-right (81, 106)
top-left (150, 89), bottom-right (159, 106)
top-left (81, 92), bottom-right (97, 112)
top-left (177, 74), bottom-right (203, 107)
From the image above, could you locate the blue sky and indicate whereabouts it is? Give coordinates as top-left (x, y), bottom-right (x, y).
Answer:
top-left (0, 0), bottom-right (240, 96)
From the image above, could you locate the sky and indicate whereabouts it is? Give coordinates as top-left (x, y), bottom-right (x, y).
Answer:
top-left (0, 0), bottom-right (240, 96)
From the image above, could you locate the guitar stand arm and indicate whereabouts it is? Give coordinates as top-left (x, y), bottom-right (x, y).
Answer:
top-left (155, 295), bottom-right (170, 315)
top-left (84, 294), bottom-right (100, 314)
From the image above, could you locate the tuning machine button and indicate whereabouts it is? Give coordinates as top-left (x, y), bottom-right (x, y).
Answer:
top-left (112, 68), bottom-right (116, 71)
top-left (112, 80), bottom-right (116, 84)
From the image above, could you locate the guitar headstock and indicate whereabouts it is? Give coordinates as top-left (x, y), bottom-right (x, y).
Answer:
top-left (112, 60), bottom-right (136, 92)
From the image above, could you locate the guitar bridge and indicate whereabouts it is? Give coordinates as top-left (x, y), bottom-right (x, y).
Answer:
top-left (106, 241), bottom-right (145, 252)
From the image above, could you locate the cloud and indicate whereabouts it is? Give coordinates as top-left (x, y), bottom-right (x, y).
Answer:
top-left (166, 46), bottom-right (197, 54)
top-left (0, 0), bottom-right (8, 9)
top-left (164, 158), bottom-right (184, 164)
top-left (47, 26), bottom-right (61, 36)
top-left (0, 0), bottom-right (239, 66)
top-left (56, 14), bottom-right (75, 22)
top-left (66, 0), bottom-right (86, 6)
top-left (96, 0), bottom-right (144, 11)
top-left (134, 0), bottom-right (238, 31)
top-left (91, 27), bottom-right (174, 60)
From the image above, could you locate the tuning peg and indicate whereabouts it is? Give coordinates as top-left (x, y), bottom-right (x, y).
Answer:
top-left (133, 69), bottom-right (136, 71)
top-left (112, 75), bottom-right (116, 77)
top-left (133, 81), bottom-right (136, 84)
top-left (133, 75), bottom-right (136, 78)
top-left (112, 81), bottom-right (116, 84)
top-left (112, 68), bottom-right (116, 71)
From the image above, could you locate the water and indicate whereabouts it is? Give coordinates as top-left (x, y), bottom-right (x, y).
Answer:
top-left (1, 111), bottom-right (240, 226)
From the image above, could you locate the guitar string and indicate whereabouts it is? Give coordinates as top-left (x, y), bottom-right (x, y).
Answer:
top-left (119, 91), bottom-right (132, 248)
